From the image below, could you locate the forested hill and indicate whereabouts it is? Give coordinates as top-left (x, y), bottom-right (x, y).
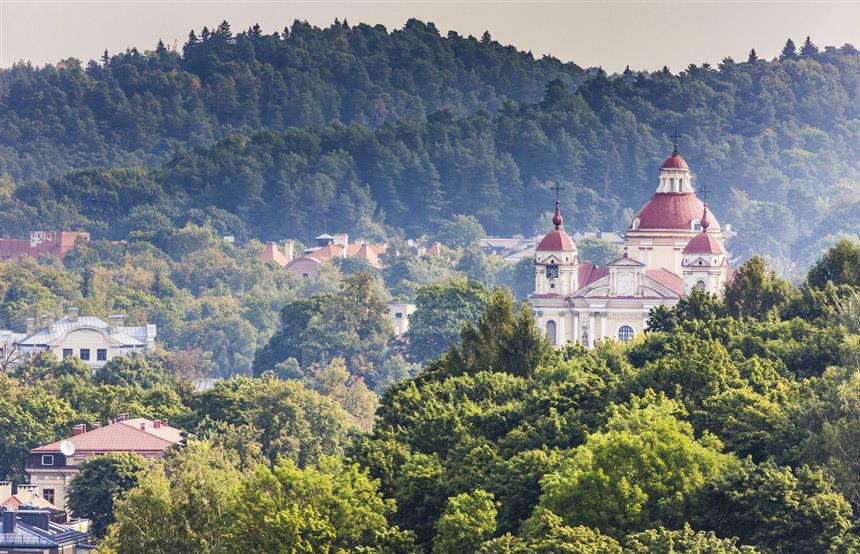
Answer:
top-left (0, 19), bottom-right (586, 180)
top-left (3, 24), bottom-right (860, 270)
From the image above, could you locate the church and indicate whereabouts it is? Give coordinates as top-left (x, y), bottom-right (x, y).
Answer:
top-left (530, 143), bottom-right (731, 347)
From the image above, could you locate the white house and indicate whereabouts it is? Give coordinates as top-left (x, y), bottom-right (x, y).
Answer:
top-left (5, 308), bottom-right (156, 368)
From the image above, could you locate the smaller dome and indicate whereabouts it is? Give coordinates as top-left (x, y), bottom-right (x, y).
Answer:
top-left (536, 229), bottom-right (576, 252)
top-left (684, 232), bottom-right (725, 255)
top-left (661, 153), bottom-right (688, 170)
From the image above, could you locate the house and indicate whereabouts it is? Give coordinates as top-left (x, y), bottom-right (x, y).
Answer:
top-left (0, 231), bottom-right (91, 261)
top-left (282, 233), bottom-right (386, 279)
top-left (26, 415), bottom-right (182, 511)
top-left (388, 303), bottom-right (416, 336)
top-left (259, 240), bottom-right (295, 267)
top-left (0, 483), bottom-right (66, 523)
top-left (5, 309), bottom-right (156, 368)
top-left (0, 508), bottom-right (93, 553)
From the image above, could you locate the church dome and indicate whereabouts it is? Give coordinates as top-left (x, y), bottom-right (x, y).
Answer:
top-left (632, 193), bottom-right (719, 231)
top-left (536, 201), bottom-right (576, 252)
top-left (683, 231), bottom-right (725, 254)
top-left (661, 153), bottom-right (688, 169)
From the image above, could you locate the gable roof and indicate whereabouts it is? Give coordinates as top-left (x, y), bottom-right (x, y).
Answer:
top-left (31, 418), bottom-right (182, 455)
top-left (645, 268), bottom-right (685, 296)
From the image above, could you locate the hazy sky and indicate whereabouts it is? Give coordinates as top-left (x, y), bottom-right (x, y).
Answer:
top-left (2, 1), bottom-right (860, 72)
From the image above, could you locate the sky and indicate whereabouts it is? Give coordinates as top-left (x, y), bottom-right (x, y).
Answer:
top-left (2, 1), bottom-right (860, 72)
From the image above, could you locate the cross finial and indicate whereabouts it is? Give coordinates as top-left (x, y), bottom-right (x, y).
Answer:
top-left (553, 181), bottom-right (565, 202)
top-left (698, 183), bottom-right (711, 205)
top-left (671, 129), bottom-right (681, 156)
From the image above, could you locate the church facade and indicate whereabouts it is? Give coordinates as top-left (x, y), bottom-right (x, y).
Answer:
top-left (530, 145), bottom-right (730, 347)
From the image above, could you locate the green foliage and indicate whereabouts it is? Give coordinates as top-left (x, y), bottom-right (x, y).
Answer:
top-left (433, 490), bottom-right (498, 554)
top-left (67, 452), bottom-right (146, 537)
top-left (623, 524), bottom-right (758, 553)
top-left (724, 256), bottom-right (795, 320)
top-left (539, 391), bottom-right (731, 537)
top-left (405, 281), bottom-right (491, 363)
top-left (576, 238), bottom-right (622, 267)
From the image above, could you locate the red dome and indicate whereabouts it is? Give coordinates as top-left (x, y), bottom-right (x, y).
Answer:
top-left (536, 229), bottom-right (577, 252)
top-left (684, 231), bottom-right (726, 254)
top-left (661, 154), bottom-right (688, 169)
top-left (632, 193), bottom-right (719, 231)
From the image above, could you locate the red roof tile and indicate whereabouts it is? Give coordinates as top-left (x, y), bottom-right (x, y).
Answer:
top-left (31, 418), bottom-right (182, 454)
top-left (536, 229), bottom-right (576, 252)
top-left (661, 153), bottom-right (689, 169)
top-left (683, 231), bottom-right (726, 254)
top-left (646, 268), bottom-right (684, 295)
top-left (633, 193), bottom-right (719, 231)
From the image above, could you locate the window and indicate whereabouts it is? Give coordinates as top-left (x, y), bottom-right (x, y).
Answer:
top-left (62, 348), bottom-right (73, 359)
top-left (631, 218), bottom-right (640, 230)
top-left (696, 280), bottom-right (707, 289)
top-left (97, 349), bottom-right (107, 361)
top-left (79, 348), bottom-right (90, 361)
top-left (42, 488), bottom-right (55, 504)
top-left (618, 325), bottom-right (635, 343)
top-left (395, 312), bottom-right (403, 319)
top-left (41, 455), bottom-right (54, 466)
top-left (302, 273), bottom-right (309, 279)
top-left (546, 320), bottom-right (557, 345)
top-left (546, 264), bottom-right (559, 279)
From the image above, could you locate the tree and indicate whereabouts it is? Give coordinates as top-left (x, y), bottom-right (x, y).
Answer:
top-left (723, 256), bottom-right (795, 319)
top-left (576, 238), bottom-right (621, 266)
top-left (67, 452), bottom-right (146, 537)
top-left (624, 524), bottom-right (757, 553)
top-left (780, 38), bottom-right (798, 60)
top-left (747, 48), bottom-right (758, 63)
top-left (224, 456), bottom-right (416, 553)
top-left (406, 281), bottom-right (491, 363)
top-left (800, 36), bottom-right (819, 56)
top-left (538, 391), bottom-right (731, 536)
top-left (692, 458), bottom-right (853, 553)
top-left (478, 507), bottom-right (621, 553)
top-left (807, 239), bottom-right (860, 289)
top-left (100, 442), bottom-right (242, 553)
top-left (433, 490), bottom-right (498, 554)
top-left (436, 215), bottom-right (486, 249)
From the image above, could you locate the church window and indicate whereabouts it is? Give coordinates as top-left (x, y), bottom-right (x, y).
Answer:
top-left (546, 321), bottom-right (557, 345)
top-left (546, 264), bottom-right (559, 279)
top-left (696, 280), bottom-right (706, 289)
top-left (617, 325), bottom-right (634, 343)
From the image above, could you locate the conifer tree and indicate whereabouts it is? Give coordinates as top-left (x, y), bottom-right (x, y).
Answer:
top-left (780, 38), bottom-right (798, 60)
top-left (800, 36), bottom-right (819, 56)
top-left (747, 48), bottom-right (758, 63)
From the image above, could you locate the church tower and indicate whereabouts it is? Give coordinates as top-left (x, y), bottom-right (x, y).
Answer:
top-left (681, 203), bottom-right (728, 295)
top-left (534, 201), bottom-right (578, 296)
top-left (626, 139), bottom-right (720, 275)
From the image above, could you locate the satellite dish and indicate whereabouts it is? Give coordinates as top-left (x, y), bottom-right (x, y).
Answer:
top-left (59, 440), bottom-right (75, 457)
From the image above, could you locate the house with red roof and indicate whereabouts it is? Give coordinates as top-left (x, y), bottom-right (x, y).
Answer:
top-left (25, 415), bottom-right (182, 511)
top-left (530, 141), bottom-right (732, 348)
top-left (279, 233), bottom-right (387, 279)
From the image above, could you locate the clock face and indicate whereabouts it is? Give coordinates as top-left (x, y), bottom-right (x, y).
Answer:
top-left (546, 264), bottom-right (559, 279)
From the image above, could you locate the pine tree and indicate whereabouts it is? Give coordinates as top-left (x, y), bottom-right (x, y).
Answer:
top-left (800, 36), bottom-right (819, 56)
top-left (249, 23), bottom-right (262, 40)
top-left (747, 48), bottom-right (758, 63)
top-left (623, 65), bottom-right (632, 75)
top-left (155, 39), bottom-right (167, 54)
top-left (101, 49), bottom-right (110, 67)
top-left (481, 30), bottom-right (492, 44)
top-left (780, 38), bottom-right (798, 60)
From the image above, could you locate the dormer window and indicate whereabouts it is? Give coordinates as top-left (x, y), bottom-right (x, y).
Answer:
top-left (692, 218), bottom-right (701, 230)
top-left (41, 455), bottom-right (54, 466)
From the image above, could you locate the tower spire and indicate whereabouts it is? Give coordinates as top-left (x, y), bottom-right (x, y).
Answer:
top-left (552, 201), bottom-right (564, 230)
top-left (671, 129), bottom-right (681, 156)
top-left (700, 203), bottom-right (710, 232)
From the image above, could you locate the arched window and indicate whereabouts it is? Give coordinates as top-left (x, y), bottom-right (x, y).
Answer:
top-left (695, 280), bottom-right (706, 289)
top-left (631, 218), bottom-right (640, 230)
top-left (617, 325), bottom-right (634, 343)
top-left (669, 178), bottom-right (676, 191)
top-left (546, 321), bottom-right (557, 345)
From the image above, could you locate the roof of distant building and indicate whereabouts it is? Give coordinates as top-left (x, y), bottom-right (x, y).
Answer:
top-left (15, 315), bottom-right (155, 348)
top-left (31, 418), bottom-right (182, 455)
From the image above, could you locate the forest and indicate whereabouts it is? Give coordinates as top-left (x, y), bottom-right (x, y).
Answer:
top-left (5, 242), bottom-right (860, 552)
top-left (2, 23), bottom-right (860, 273)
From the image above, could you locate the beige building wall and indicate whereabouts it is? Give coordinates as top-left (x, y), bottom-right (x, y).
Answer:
top-left (388, 303), bottom-right (416, 335)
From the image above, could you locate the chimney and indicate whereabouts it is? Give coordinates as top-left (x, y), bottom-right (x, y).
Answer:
top-left (0, 481), bottom-right (11, 504)
top-left (66, 307), bottom-right (79, 322)
top-left (284, 240), bottom-right (294, 263)
top-left (161, 418), bottom-right (168, 428)
top-left (17, 485), bottom-right (38, 496)
top-left (333, 233), bottom-right (349, 248)
top-left (139, 422), bottom-right (146, 431)
top-left (2, 510), bottom-right (15, 533)
top-left (18, 510), bottom-right (49, 531)
top-left (25, 317), bottom-right (35, 335)
top-left (72, 423), bottom-right (86, 436)
top-left (41, 312), bottom-right (55, 333)
top-left (92, 422), bottom-right (101, 430)
top-left (153, 420), bottom-right (161, 429)
top-left (116, 413), bottom-right (128, 422)
top-left (108, 314), bottom-right (125, 334)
